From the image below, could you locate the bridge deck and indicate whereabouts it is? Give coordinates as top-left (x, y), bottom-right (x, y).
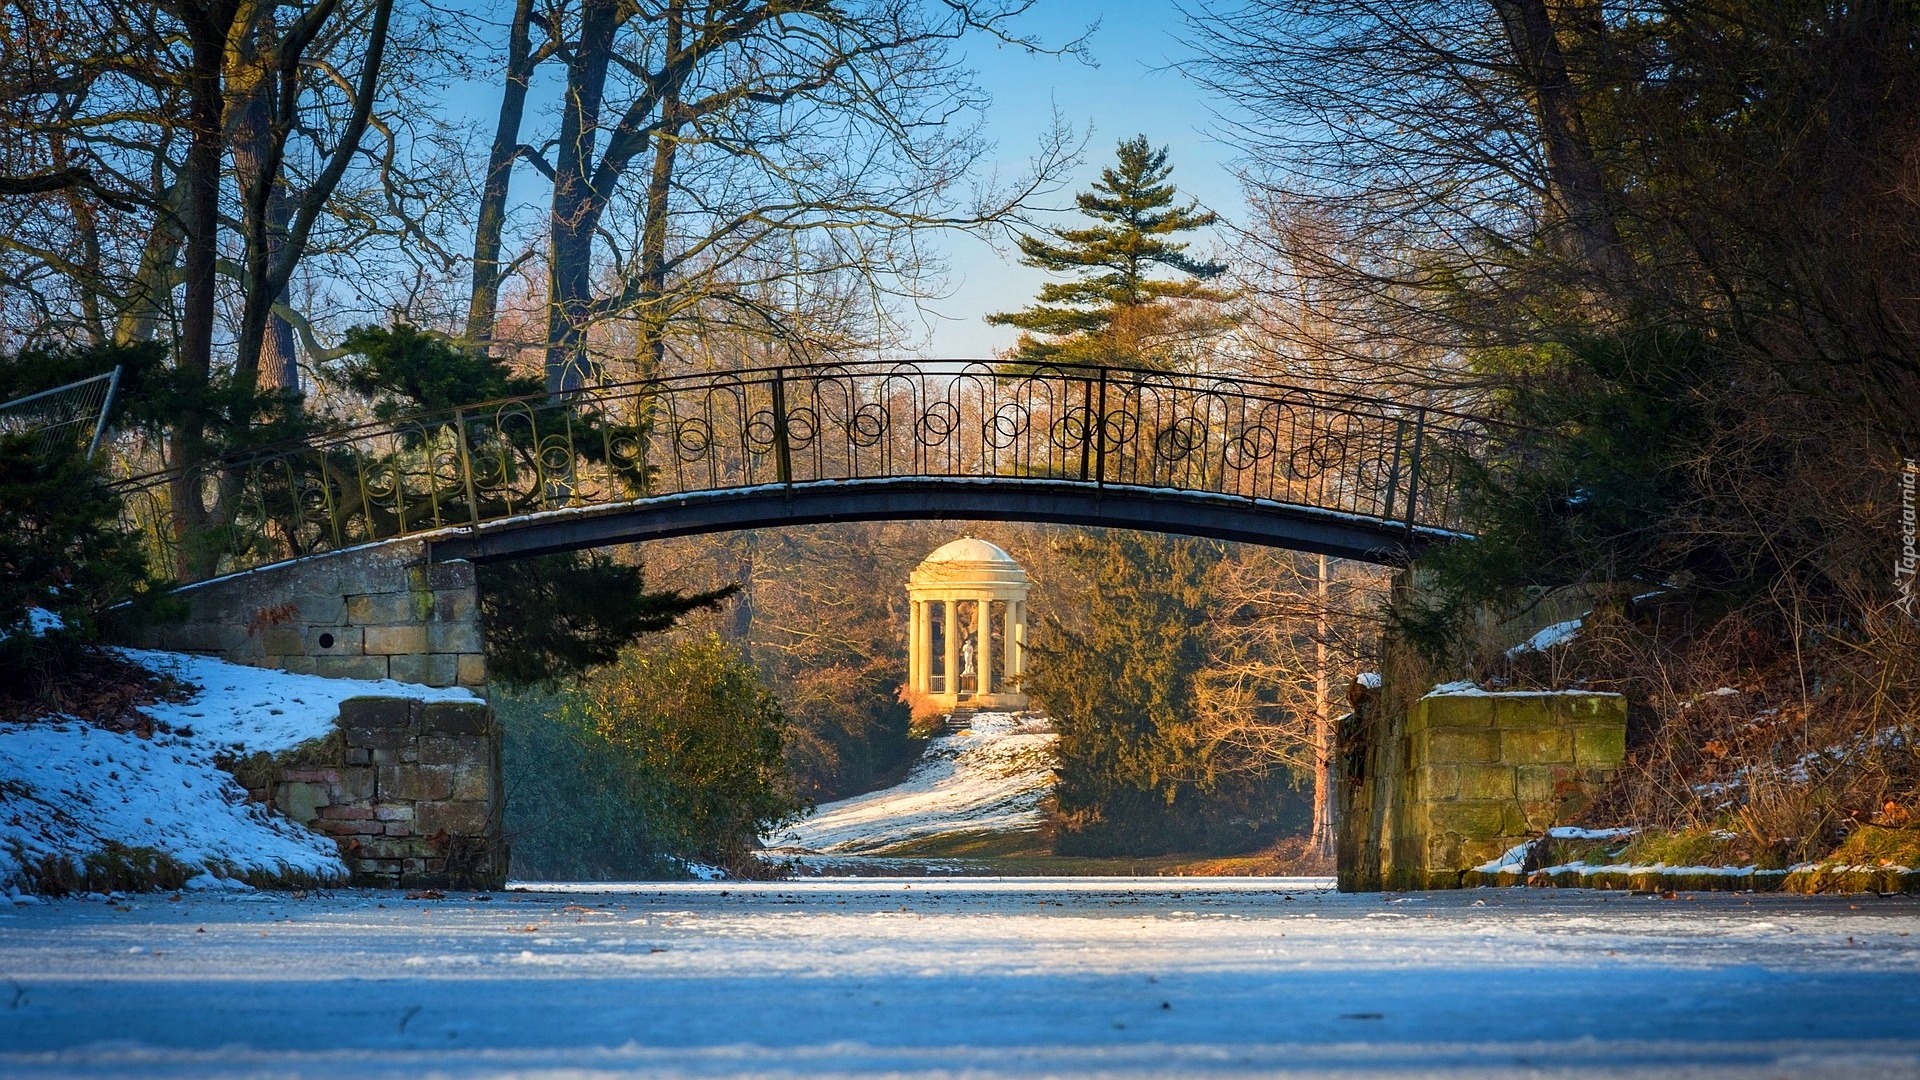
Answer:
top-left (112, 362), bottom-right (1490, 577)
top-left (426, 476), bottom-right (1459, 565)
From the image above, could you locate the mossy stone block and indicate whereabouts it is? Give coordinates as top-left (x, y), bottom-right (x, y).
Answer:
top-left (1422, 695), bottom-right (1496, 729)
top-left (1575, 725), bottom-right (1627, 766)
top-left (338, 697), bottom-right (416, 729)
top-left (1428, 730), bottom-right (1500, 764)
top-left (1457, 764), bottom-right (1516, 801)
top-left (1427, 801), bottom-right (1508, 839)
top-left (1501, 728), bottom-right (1572, 765)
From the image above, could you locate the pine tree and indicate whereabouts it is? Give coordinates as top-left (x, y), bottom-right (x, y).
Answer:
top-left (1026, 531), bottom-right (1304, 856)
top-left (477, 552), bottom-right (738, 690)
top-left (988, 136), bottom-right (1231, 366)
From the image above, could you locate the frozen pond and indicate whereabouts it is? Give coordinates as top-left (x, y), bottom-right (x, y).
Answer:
top-left (1, 879), bottom-right (1918, 1078)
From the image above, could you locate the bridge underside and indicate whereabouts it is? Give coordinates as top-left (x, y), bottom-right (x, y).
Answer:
top-left (426, 477), bottom-right (1455, 566)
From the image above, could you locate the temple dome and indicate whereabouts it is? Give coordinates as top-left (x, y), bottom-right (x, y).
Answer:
top-left (920, 536), bottom-right (1017, 566)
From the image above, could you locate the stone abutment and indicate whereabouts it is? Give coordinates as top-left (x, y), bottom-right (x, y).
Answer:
top-left (118, 539), bottom-right (504, 890)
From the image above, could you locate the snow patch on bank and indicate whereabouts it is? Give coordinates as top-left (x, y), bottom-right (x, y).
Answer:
top-left (1, 652), bottom-right (479, 894)
top-left (121, 649), bottom-right (475, 753)
top-left (1475, 827), bottom-right (1640, 874)
top-left (770, 712), bottom-right (1056, 854)
top-left (1506, 618), bottom-right (1582, 657)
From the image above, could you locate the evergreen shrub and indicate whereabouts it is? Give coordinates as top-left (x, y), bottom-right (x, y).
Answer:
top-left (501, 634), bottom-right (807, 879)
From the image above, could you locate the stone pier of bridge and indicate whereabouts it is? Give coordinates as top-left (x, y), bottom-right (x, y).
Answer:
top-left (124, 538), bottom-right (486, 691)
top-left (118, 539), bottom-right (503, 889)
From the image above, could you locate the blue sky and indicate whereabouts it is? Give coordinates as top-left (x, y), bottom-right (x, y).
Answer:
top-left (923, 1), bottom-right (1240, 356)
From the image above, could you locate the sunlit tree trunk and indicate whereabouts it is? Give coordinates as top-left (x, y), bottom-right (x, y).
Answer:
top-left (168, 0), bottom-right (244, 579)
top-left (231, 88), bottom-right (300, 393)
top-left (544, 0), bottom-right (619, 392)
top-left (632, 9), bottom-right (684, 382)
top-left (467, 0), bottom-right (540, 347)
top-left (1311, 553), bottom-right (1335, 856)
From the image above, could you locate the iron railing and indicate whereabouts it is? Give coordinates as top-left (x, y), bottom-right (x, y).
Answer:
top-left (112, 361), bottom-right (1493, 578)
top-left (1, 367), bottom-right (122, 458)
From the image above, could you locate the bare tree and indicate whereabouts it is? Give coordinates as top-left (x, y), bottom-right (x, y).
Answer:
top-left (465, 0), bottom-right (550, 347)
top-left (464, 0), bottom-right (1079, 391)
top-left (1183, 0), bottom-right (1628, 367)
top-left (1199, 546), bottom-right (1389, 854)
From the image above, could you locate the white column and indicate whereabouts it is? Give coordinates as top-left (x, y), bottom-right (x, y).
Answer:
top-left (1013, 600), bottom-right (1027, 678)
top-left (942, 598), bottom-right (958, 697)
top-left (921, 600), bottom-right (932, 693)
top-left (976, 596), bottom-right (994, 696)
top-left (1002, 598), bottom-right (1018, 690)
top-left (908, 600), bottom-right (923, 693)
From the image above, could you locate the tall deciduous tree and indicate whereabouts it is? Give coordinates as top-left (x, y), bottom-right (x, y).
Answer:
top-left (0, 0), bottom-right (420, 577)
top-left (465, 0), bottom-right (548, 348)
top-left (462, 0), bottom-right (1077, 391)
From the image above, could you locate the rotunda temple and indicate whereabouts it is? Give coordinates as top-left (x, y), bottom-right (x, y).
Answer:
top-left (906, 537), bottom-right (1030, 712)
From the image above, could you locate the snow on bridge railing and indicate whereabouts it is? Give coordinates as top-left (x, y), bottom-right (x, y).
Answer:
top-left (111, 360), bottom-right (1497, 580)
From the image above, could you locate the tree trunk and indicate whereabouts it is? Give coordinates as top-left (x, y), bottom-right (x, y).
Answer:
top-left (255, 189), bottom-right (300, 393)
top-left (231, 88), bottom-right (299, 393)
top-left (724, 532), bottom-right (756, 646)
top-left (114, 192), bottom-right (184, 345)
top-left (631, 10), bottom-right (684, 382)
top-left (232, 0), bottom-right (391, 392)
top-left (545, 0), bottom-right (620, 393)
top-left (1311, 553), bottom-right (1335, 857)
top-left (466, 0), bottom-right (539, 346)
top-left (1487, 0), bottom-right (1631, 284)
top-left (170, 5), bottom-right (240, 580)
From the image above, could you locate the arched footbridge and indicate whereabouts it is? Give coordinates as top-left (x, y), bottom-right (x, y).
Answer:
top-left (113, 360), bottom-right (1500, 694)
top-left (116, 360), bottom-right (1490, 575)
top-left (107, 360), bottom-right (1508, 892)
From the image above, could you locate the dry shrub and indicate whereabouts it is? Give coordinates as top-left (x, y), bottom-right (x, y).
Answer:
top-left (23, 844), bottom-right (194, 895)
top-left (1163, 836), bottom-right (1335, 876)
top-left (1822, 825), bottom-right (1920, 870)
top-left (1493, 597), bottom-right (1920, 864)
top-left (895, 684), bottom-right (948, 737)
top-left (0, 647), bottom-right (190, 733)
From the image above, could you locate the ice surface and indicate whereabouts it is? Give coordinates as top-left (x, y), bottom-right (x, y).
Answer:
top-left (1, 651), bottom-right (478, 891)
top-left (0, 883), bottom-right (1914, 1078)
top-left (769, 712), bottom-right (1055, 853)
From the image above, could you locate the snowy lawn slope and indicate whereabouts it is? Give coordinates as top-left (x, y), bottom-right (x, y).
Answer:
top-left (769, 712), bottom-right (1055, 854)
top-left (0, 650), bottom-right (477, 895)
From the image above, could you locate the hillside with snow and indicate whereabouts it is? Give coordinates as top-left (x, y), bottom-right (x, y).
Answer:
top-left (1, 650), bottom-right (476, 896)
top-left (770, 712), bottom-right (1056, 855)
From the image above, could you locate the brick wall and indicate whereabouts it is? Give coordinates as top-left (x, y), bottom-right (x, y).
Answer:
top-left (121, 538), bottom-right (486, 692)
top-left (233, 696), bottom-right (506, 889)
top-left (1407, 690), bottom-right (1626, 888)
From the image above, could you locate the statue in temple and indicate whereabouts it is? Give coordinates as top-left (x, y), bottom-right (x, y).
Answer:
top-left (960, 637), bottom-right (977, 680)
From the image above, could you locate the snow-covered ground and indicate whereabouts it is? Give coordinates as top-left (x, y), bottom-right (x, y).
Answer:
top-left (769, 712), bottom-right (1055, 854)
top-left (0, 651), bottom-right (477, 894)
top-left (0, 882), bottom-right (1916, 1078)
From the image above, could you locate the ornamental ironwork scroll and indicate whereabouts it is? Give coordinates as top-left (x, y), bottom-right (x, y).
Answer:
top-left (112, 361), bottom-right (1491, 579)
